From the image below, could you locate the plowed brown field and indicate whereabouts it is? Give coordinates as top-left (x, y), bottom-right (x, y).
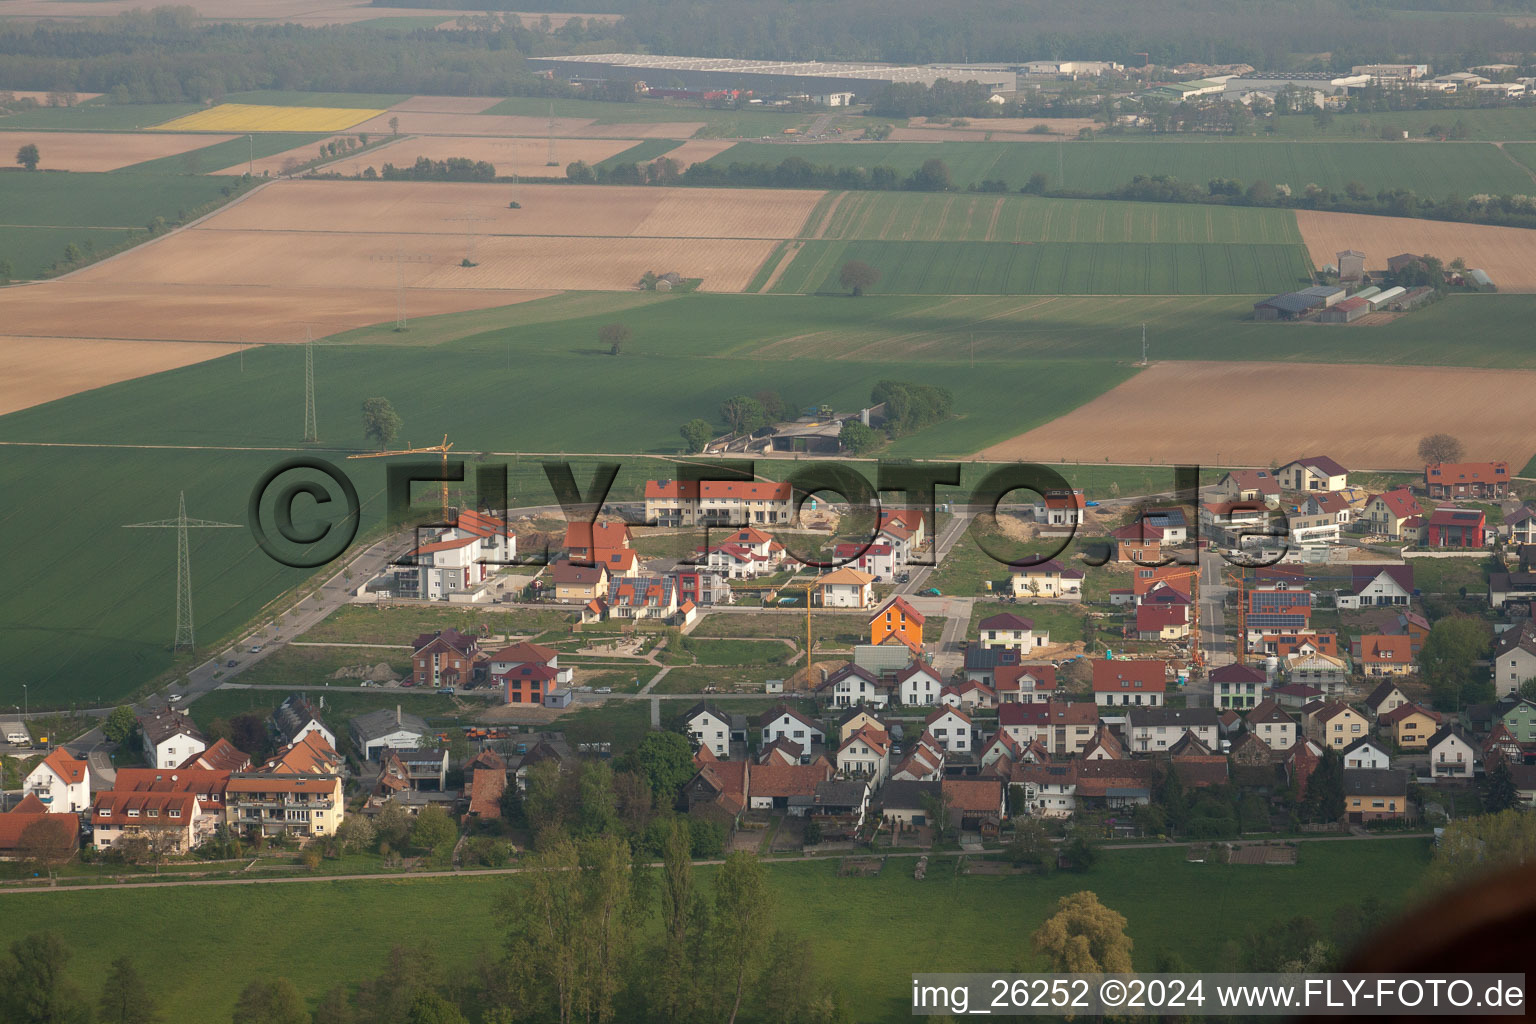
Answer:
top-left (976, 360), bottom-right (1536, 470)
top-left (318, 135), bottom-right (634, 178)
top-left (2, 131), bottom-right (234, 171)
top-left (346, 111), bottom-right (703, 140)
top-left (0, 336), bottom-right (248, 414)
top-left (1296, 210), bottom-right (1536, 292)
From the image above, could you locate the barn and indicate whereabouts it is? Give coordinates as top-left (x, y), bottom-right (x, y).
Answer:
top-left (1319, 296), bottom-right (1370, 323)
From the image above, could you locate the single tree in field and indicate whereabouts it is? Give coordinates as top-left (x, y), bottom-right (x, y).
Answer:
top-left (231, 977), bottom-right (310, 1024)
top-left (1031, 891), bottom-right (1134, 973)
top-left (1417, 433), bottom-right (1465, 466)
top-left (679, 418), bottom-right (712, 454)
top-left (389, 116), bottom-right (400, 136)
top-left (361, 397), bottom-right (401, 448)
top-left (0, 259), bottom-right (12, 282)
top-left (838, 259), bottom-right (880, 297)
top-left (599, 322), bottom-right (631, 356)
top-left (16, 143), bottom-right (39, 171)
top-left (719, 394), bottom-right (766, 436)
top-left (98, 955), bottom-right (160, 1024)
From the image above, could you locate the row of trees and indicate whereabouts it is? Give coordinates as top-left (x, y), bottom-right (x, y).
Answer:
top-left (1, 935), bottom-right (157, 1024)
top-left (678, 390), bottom-right (793, 451)
top-left (380, 157), bottom-right (497, 182)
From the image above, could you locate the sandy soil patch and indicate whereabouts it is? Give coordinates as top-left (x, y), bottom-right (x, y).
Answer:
top-left (653, 138), bottom-right (738, 169)
top-left (0, 282), bottom-right (554, 343)
top-left (978, 360), bottom-right (1536, 470)
top-left (1, 90), bottom-right (103, 104)
top-left (412, 236), bottom-right (779, 292)
top-left (0, 335), bottom-right (245, 414)
top-left (319, 135), bottom-right (634, 178)
top-left (199, 180), bottom-right (824, 239)
top-left (388, 95), bottom-right (506, 114)
top-left (0, 131), bottom-right (234, 172)
top-left (1295, 209), bottom-right (1536, 293)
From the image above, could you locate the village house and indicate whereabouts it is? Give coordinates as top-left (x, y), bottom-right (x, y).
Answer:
top-left (1038, 702), bottom-right (1102, 756)
top-left (1364, 680), bottom-right (1412, 720)
top-left (925, 705), bottom-right (973, 754)
top-left (411, 628), bottom-right (481, 689)
top-left (836, 724), bottom-right (891, 786)
top-left (644, 478), bottom-right (795, 528)
top-left (817, 664), bottom-right (892, 708)
top-left (940, 680), bottom-right (998, 710)
top-left (490, 642), bottom-right (570, 706)
top-left (23, 748), bottom-right (90, 813)
top-left (1198, 502), bottom-right (1268, 548)
top-left (894, 660), bottom-right (944, 706)
top-left (270, 695), bottom-right (335, 750)
top-left (890, 732), bottom-right (946, 782)
top-left (1246, 700), bottom-right (1298, 750)
top-left (608, 575), bottom-right (678, 619)
top-left (1355, 634), bottom-right (1415, 676)
top-left (1492, 622), bottom-right (1536, 696)
top-left (684, 703), bottom-right (737, 758)
top-left (835, 707), bottom-right (887, 745)
top-left (682, 758), bottom-right (749, 829)
top-left (1428, 726), bottom-right (1476, 779)
top-left (1378, 703), bottom-right (1441, 749)
top-left (941, 777), bottom-right (1006, 832)
top-left (349, 707), bottom-right (428, 761)
top-left (1362, 488), bottom-right (1423, 540)
top-left (1273, 682), bottom-right (1324, 710)
top-left (377, 747), bottom-right (450, 793)
top-left (563, 520), bottom-right (632, 563)
top-left (392, 511), bottom-right (517, 601)
top-left (1387, 611), bottom-right (1431, 656)
top-left (1132, 564), bottom-right (1195, 603)
top-left (758, 704), bottom-right (825, 748)
top-left (1246, 588), bottom-right (1314, 647)
top-left (1337, 565), bottom-right (1414, 610)
top-left (1210, 663), bottom-right (1266, 710)
top-left (1033, 489), bottom-right (1087, 527)
top-left (818, 567), bottom-right (874, 609)
top-left (1276, 456), bottom-right (1349, 493)
top-left (1010, 762), bottom-right (1077, 818)
top-left (1340, 736), bottom-right (1392, 770)
top-left (91, 791), bottom-right (201, 854)
top-left (1125, 706), bottom-right (1220, 753)
top-left (182, 738), bottom-right (251, 773)
top-left (1133, 603), bottom-right (1191, 642)
top-left (1508, 506), bottom-right (1536, 545)
top-left (700, 526), bottom-right (786, 578)
top-left (1304, 701), bottom-right (1369, 750)
top-left (1111, 521), bottom-right (1163, 564)
top-left (978, 730), bottom-right (1024, 771)
top-left (1301, 491), bottom-right (1355, 528)
top-left (749, 759), bottom-right (834, 814)
top-left (878, 779), bottom-right (941, 826)
top-left (1009, 559), bottom-right (1083, 600)
top-left (464, 750), bottom-right (508, 821)
top-left (962, 646), bottom-right (1023, 687)
top-left (994, 663), bottom-right (1058, 704)
top-left (832, 540), bottom-right (899, 581)
top-left (1216, 469), bottom-right (1281, 506)
top-left (979, 611), bottom-right (1049, 650)
top-left (138, 708), bottom-right (207, 771)
top-left (869, 597), bottom-right (924, 652)
top-left (549, 560), bottom-right (608, 603)
top-left (1424, 461), bottom-right (1509, 500)
top-left (1286, 650), bottom-right (1350, 695)
top-left (1343, 768), bottom-right (1411, 822)
top-left (1092, 659), bottom-right (1167, 707)
top-left (225, 771), bottom-right (344, 842)
top-left (1425, 507), bottom-right (1487, 549)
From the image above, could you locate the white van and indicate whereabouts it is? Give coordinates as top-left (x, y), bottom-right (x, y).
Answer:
top-left (6, 731), bottom-right (30, 745)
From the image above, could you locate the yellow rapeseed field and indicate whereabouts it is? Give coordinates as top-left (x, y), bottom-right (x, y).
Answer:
top-left (150, 104), bottom-right (386, 133)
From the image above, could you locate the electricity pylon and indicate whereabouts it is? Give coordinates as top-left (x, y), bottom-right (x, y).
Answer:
top-left (125, 492), bottom-right (240, 652)
top-left (303, 330), bottom-right (319, 442)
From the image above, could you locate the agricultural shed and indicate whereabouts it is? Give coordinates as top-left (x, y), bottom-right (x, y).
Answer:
top-left (1368, 286), bottom-right (1405, 309)
top-left (1253, 292), bottom-right (1320, 320)
top-left (1319, 296), bottom-right (1370, 323)
top-left (1299, 284), bottom-right (1347, 307)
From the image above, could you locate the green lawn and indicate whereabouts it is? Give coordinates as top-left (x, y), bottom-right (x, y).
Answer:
top-left (0, 102), bottom-right (202, 130)
top-left (1265, 107), bottom-right (1536, 141)
top-left (184, 686), bottom-right (477, 737)
top-left (0, 840), bottom-right (1430, 1023)
top-left (769, 239), bottom-right (1315, 295)
top-left (692, 611), bottom-right (869, 649)
top-left (815, 191), bottom-right (1305, 243)
top-left (969, 599), bottom-right (1089, 642)
top-left (115, 132), bottom-right (324, 175)
top-left (706, 139), bottom-right (1536, 196)
top-left (302, 604), bottom-right (574, 646)
top-left (680, 637), bottom-right (796, 666)
top-left (1408, 555), bottom-right (1495, 597)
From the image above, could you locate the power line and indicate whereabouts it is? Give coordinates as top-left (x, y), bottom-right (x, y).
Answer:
top-left (124, 492), bottom-right (240, 652)
top-left (303, 328), bottom-right (319, 443)
top-left (370, 249), bottom-right (432, 331)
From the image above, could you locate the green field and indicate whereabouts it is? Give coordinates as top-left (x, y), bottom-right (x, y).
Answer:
top-left (815, 191), bottom-right (1305, 244)
top-left (0, 840), bottom-right (1430, 1023)
top-left (594, 137), bottom-right (684, 169)
top-left (0, 102), bottom-right (202, 130)
top-left (482, 94), bottom-right (815, 136)
top-left (0, 171), bottom-right (241, 277)
top-left (115, 132), bottom-right (324, 175)
top-left (1499, 142), bottom-right (1536, 177)
top-left (768, 239), bottom-right (1314, 295)
top-left (1264, 106), bottom-right (1536, 141)
top-left (708, 139), bottom-right (1536, 196)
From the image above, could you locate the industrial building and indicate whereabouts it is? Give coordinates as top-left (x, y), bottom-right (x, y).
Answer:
top-left (528, 54), bottom-right (1015, 101)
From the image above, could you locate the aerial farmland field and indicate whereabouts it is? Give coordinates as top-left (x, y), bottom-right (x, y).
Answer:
top-left (1295, 209), bottom-right (1536, 292)
top-left (150, 102), bottom-right (387, 133)
top-left (707, 138), bottom-right (1536, 196)
top-left (767, 239), bottom-right (1315, 295)
top-left (0, 130), bottom-right (235, 171)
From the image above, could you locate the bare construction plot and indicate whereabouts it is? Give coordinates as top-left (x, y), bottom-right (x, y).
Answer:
top-left (0, 335), bottom-right (247, 414)
top-left (0, 131), bottom-right (235, 171)
top-left (1296, 209), bottom-right (1536, 293)
top-left (978, 360), bottom-right (1536, 470)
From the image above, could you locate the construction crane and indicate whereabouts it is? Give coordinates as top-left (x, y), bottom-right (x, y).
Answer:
top-left (1138, 564), bottom-right (1203, 668)
top-left (348, 434), bottom-right (455, 523)
top-left (767, 574), bottom-right (818, 690)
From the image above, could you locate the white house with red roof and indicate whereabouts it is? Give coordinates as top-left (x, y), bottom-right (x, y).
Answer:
top-left (644, 478), bottom-right (794, 527)
top-left (925, 706), bottom-right (973, 753)
top-left (818, 567), bottom-right (874, 609)
top-left (1009, 559), bottom-right (1083, 600)
top-left (1277, 456), bottom-right (1349, 493)
top-left (891, 732), bottom-right (945, 781)
top-left (758, 704), bottom-right (825, 747)
top-left (878, 509), bottom-right (926, 548)
top-left (698, 526), bottom-right (785, 579)
top-left (836, 725), bottom-right (891, 785)
top-left (832, 541), bottom-right (899, 581)
top-left (940, 679), bottom-right (997, 710)
top-left (1217, 469), bottom-right (1281, 506)
top-left (1033, 489), bottom-right (1087, 527)
top-left (1134, 603), bottom-right (1190, 641)
top-left (994, 664), bottom-right (1057, 703)
top-left (490, 641), bottom-right (571, 705)
top-left (1362, 488), bottom-right (1423, 540)
top-left (816, 664), bottom-right (892, 708)
top-left (23, 748), bottom-right (90, 813)
top-left (1091, 659), bottom-right (1167, 707)
top-left (393, 510), bottom-right (516, 600)
top-left (895, 660), bottom-right (944, 706)
top-left (1424, 461), bottom-right (1510, 500)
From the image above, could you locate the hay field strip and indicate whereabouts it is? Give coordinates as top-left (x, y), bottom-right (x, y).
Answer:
top-left (981, 359), bottom-right (1536, 470)
top-left (1295, 208), bottom-right (1536, 292)
top-left (0, 130), bottom-right (235, 171)
top-left (150, 103), bottom-right (386, 133)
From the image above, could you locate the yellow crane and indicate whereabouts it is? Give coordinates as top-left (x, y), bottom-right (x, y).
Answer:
top-left (348, 434), bottom-right (455, 522)
top-left (766, 575), bottom-right (818, 690)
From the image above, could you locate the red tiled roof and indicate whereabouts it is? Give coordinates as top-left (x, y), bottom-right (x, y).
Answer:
top-left (91, 790), bottom-right (198, 826)
top-left (926, 705), bottom-right (972, 726)
top-left (645, 479), bottom-right (792, 501)
top-left (38, 748), bottom-right (88, 785)
top-left (1359, 634), bottom-right (1413, 664)
top-left (941, 777), bottom-right (1003, 813)
top-left (1092, 659), bottom-right (1167, 692)
top-left (749, 759), bottom-right (831, 798)
top-left (1136, 604), bottom-right (1188, 631)
top-left (1425, 462), bottom-right (1509, 484)
top-left (489, 641), bottom-right (558, 666)
top-left (1373, 487), bottom-right (1422, 519)
top-left (563, 521), bottom-right (632, 551)
top-left (872, 596), bottom-right (925, 626)
top-left (468, 767), bottom-right (506, 818)
top-left (1379, 703), bottom-right (1441, 726)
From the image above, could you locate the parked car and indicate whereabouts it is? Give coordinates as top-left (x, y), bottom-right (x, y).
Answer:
top-left (249, 645), bottom-right (263, 653)
top-left (168, 693), bottom-right (183, 702)
top-left (594, 687), bottom-right (613, 694)
top-left (226, 659), bottom-right (238, 668)
top-left (6, 732), bottom-right (30, 746)
top-left (440, 687), bottom-right (455, 696)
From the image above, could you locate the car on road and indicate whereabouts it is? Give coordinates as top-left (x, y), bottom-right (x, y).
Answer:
top-left (249, 645), bottom-right (263, 653)
top-left (440, 687), bottom-right (455, 695)
top-left (6, 732), bottom-right (30, 746)
top-left (922, 587), bottom-right (941, 596)
top-left (226, 659), bottom-right (238, 668)
top-left (594, 687), bottom-right (613, 694)
top-left (897, 572), bottom-right (911, 583)
top-left (1085, 501), bottom-right (1100, 507)
top-left (168, 693), bottom-right (183, 702)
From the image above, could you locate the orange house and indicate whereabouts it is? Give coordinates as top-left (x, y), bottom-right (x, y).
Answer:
top-left (869, 597), bottom-right (924, 652)
top-left (1132, 563), bottom-right (1195, 600)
